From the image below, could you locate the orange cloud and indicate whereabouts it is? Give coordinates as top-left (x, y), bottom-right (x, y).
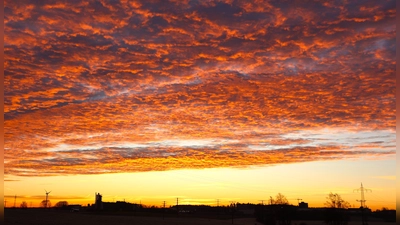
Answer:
top-left (4, 0), bottom-right (395, 176)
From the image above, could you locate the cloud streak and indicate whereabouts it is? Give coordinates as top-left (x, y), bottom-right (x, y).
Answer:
top-left (4, 0), bottom-right (395, 176)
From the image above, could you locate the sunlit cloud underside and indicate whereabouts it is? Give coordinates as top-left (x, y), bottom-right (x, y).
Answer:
top-left (4, 0), bottom-right (395, 177)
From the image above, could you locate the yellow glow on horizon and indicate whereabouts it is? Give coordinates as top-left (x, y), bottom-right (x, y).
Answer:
top-left (4, 159), bottom-right (395, 211)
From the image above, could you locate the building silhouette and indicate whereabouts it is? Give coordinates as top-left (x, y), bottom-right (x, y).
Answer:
top-left (299, 201), bottom-right (308, 208)
top-left (95, 192), bottom-right (103, 210)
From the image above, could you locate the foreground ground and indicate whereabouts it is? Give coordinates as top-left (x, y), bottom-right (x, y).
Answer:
top-left (4, 209), bottom-right (396, 225)
top-left (5, 209), bottom-right (257, 225)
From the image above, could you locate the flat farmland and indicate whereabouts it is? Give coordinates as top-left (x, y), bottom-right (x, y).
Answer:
top-left (4, 209), bottom-right (395, 225)
top-left (4, 209), bottom-right (260, 225)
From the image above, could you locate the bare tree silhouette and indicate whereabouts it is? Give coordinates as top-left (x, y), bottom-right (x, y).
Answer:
top-left (324, 193), bottom-right (350, 225)
top-left (40, 200), bottom-right (51, 208)
top-left (325, 192), bottom-right (350, 209)
top-left (20, 201), bottom-right (28, 209)
top-left (274, 193), bottom-right (289, 205)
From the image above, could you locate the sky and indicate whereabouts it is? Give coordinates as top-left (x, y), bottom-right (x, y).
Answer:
top-left (3, 0), bottom-right (396, 210)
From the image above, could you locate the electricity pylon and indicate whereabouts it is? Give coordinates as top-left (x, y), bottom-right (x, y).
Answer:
top-left (354, 183), bottom-right (371, 208)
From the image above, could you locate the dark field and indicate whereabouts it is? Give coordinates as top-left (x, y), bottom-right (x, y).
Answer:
top-left (5, 209), bottom-right (260, 225)
top-left (4, 209), bottom-right (395, 225)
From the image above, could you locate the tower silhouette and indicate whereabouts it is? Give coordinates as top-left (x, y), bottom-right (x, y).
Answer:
top-left (44, 190), bottom-right (51, 208)
top-left (354, 183), bottom-right (371, 208)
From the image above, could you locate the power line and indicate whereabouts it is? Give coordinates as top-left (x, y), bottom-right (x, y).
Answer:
top-left (367, 191), bottom-right (394, 203)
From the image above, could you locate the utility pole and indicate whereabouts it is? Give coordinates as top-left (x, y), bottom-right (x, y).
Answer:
top-left (4, 199), bottom-right (7, 208)
top-left (162, 201), bottom-right (166, 220)
top-left (269, 196), bottom-right (274, 205)
top-left (296, 198), bottom-right (303, 205)
top-left (259, 200), bottom-right (267, 205)
top-left (216, 199), bottom-right (220, 217)
top-left (176, 198), bottom-right (179, 217)
top-left (229, 201), bottom-right (236, 224)
top-left (14, 195), bottom-right (16, 208)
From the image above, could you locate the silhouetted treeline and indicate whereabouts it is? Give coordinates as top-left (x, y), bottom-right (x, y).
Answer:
top-left (371, 208), bottom-right (395, 222)
top-left (254, 205), bottom-right (396, 225)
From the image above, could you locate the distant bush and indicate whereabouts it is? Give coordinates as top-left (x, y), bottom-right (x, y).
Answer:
top-left (20, 201), bottom-right (28, 209)
top-left (55, 201), bottom-right (68, 208)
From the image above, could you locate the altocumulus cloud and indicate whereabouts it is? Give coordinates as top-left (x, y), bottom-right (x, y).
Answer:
top-left (4, 0), bottom-right (395, 176)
